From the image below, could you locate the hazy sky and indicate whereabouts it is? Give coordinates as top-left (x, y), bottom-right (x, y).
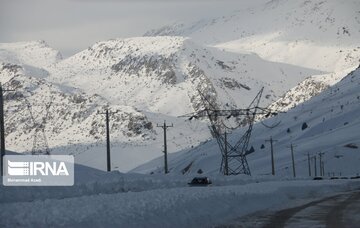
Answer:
top-left (0, 0), bottom-right (261, 57)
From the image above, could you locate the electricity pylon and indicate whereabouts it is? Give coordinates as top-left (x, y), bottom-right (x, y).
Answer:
top-left (25, 98), bottom-right (52, 155)
top-left (183, 87), bottom-right (279, 175)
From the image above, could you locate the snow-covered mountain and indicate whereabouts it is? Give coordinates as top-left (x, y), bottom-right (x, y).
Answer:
top-left (1, 0), bottom-right (359, 173)
top-left (48, 36), bottom-right (320, 116)
top-left (1, 60), bottom-right (154, 152)
top-left (145, 0), bottom-right (360, 109)
top-left (1, 38), bottom-right (318, 171)
top-left (0, 41), bottom-right (163, 171)
top-left (0, 40), bottom-right (62, 77)
top-left (145, 0), bottom-right (360, 71)
top-left (134, 65), bottom-right (360, 177)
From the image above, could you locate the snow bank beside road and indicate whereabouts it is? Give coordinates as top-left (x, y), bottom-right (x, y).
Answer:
top-left (1, 180), bottom-right (359, 227)
top-left (0, 158), bottom-right (297, 204)
top-left (0, 164), bottom-right (306, 204)
top-left (0, 171), bottom-right (189, 204)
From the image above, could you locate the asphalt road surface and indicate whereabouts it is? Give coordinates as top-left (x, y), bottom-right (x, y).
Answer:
top-left (219, 190), bottom-right (360, 228)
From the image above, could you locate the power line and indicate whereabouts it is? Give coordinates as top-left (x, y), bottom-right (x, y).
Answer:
top-left (157, 120), bottom-right (173, 174)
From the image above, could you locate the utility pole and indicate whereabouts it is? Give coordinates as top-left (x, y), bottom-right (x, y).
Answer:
top-left (287, 144), bottom-right (297, 178)
top-left (265, 136), bottom-right (278, 176)
top-left (318, 152), bottom-right (325, 176)
top-left (224, 131), bottom-right (229, 176)
top-left (0, 83), bottom-right (14, 177)
top-left (157, 120), bottom-right (173, 174)
top-left (105, 109), bottom-right (110, 172)
top-left (307, 152), bottom-right (311, 177)
top-left (99, 109), bottom-right (117, 172)
top-left (313, 156), bottom-right (317, 176)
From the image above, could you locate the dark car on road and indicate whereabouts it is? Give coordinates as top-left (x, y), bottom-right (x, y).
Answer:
top-left (188, 177), bottom-right (212, 186)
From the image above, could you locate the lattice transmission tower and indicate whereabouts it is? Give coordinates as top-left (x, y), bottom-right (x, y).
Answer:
top-left (25, 98), bottom-right (52, 155)
top-left (183, 87), bottom-right (279, 175)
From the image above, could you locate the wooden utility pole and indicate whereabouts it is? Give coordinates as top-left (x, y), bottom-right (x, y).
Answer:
top-left (265, 137), bottom-right (278, 176)
top-left (157, 121), bottom-right (173, 174)
top-left (99, 109), bottom-right (117, 172)
top-left (0, 83), bottom-right (14, 177)
top-left (307, 152), bottom-right (311, 177)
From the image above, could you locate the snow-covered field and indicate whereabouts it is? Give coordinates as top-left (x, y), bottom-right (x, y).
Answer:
top-left (1, 165), bottom-right (360, 227)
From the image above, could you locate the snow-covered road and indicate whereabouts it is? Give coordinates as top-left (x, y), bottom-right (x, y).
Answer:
top-left (1, 179), bottom-right (360, 227)
top-left (221, 188), bottom-right (360, 227)
top-left (270, 190), bottom-right (360, 227)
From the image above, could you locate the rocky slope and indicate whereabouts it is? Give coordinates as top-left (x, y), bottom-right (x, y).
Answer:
top-left (145, 0), bottom-right (360, 115)
top-left (48, 36), bottom-right (320, 117)
top-left (1, 60), bottom-right (154, 153)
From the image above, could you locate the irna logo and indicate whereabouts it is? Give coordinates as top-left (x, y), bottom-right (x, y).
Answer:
top-left (7, 160), bottom-right (69, 176)
top-left (3, 155), bottom-right (74, 186)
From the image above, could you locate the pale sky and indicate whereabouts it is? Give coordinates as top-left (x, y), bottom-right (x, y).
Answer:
top-left (0, 0), bottom-right (263, 57)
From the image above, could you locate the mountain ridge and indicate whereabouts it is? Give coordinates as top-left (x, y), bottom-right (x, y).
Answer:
top-left (1, 0), bottom-right (359, 172)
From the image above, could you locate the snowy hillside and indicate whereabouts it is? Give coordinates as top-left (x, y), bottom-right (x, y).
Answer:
top-left (0, 42), bottom-right (161, 171)
top-left (134, 66), bottom-right (360, 177)
top-left (0, 40), bottom-right (62, 75)
top-left (0, 37), bottom-right (319, 171)
top-left (48, 36), bottom-right (320, 116)
top-left (267, 67), bottom-right (356, 112)
top-left (145, 0), bottom-right (360, 109)
top-left (146, 0), bottom-right (360, 72)
top-left (1, 61), bottom-right (155, 152)
top-left (0, 40), bottom-right (210, 171)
